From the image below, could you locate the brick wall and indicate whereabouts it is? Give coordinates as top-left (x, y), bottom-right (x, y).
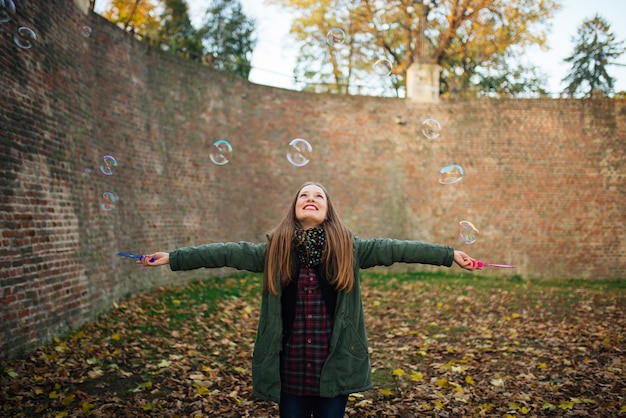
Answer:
top-left (1, 1), bottom-right (624, 360)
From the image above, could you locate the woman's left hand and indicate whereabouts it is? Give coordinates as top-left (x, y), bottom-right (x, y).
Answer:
top-left (453, 250), bottom-right (477, 271)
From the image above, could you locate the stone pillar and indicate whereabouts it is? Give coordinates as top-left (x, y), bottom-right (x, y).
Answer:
top-left (406, 62), bottom-right (441, 103)
top-left (73, 0), bottom-right (90, 14)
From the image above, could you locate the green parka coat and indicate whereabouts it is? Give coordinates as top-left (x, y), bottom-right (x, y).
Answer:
top-left (169, 237), bottom-right (454, 402)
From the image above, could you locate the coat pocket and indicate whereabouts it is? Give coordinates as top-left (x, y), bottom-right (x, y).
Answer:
top-left (251, 319), bottom-right (282, 401)
top-left (252, 319), bottom-right (276, 365)
top-left (329, 322), bottom-right (370, 389)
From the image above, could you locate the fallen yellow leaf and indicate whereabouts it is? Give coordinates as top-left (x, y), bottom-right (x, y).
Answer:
top-left (392, 368), bottom-right (405, 376)
top-left (411, 371), bottom-right (424, 381)
top-left (61, 393), bottom-right (75, 406)
top-left (82, 401), bottom-right (95, 413)
top-left (380, 388), bottom-right (392, 396)
top-left (196, 386), bottom-right (210, 396)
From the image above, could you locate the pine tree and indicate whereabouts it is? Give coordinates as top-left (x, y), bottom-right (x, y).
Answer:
top-left (198, 0), bottom-right (256, 79)
top-left (562, 14), bottom-right (625, 98)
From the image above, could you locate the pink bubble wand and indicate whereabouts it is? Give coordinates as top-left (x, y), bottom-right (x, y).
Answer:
top-left (475, 260), bottom-right (515, 269)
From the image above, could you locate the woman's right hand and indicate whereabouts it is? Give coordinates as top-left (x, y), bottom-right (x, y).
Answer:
top-left (139, 252), bottom-right (169, 266)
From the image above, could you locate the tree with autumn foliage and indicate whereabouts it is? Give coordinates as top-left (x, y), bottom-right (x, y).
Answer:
top-left (561, 14), bottom-right (625, 98)
top-left (98, 0), bottom-right (256, 79)
top-left (99, 0), bottom-right (162, 41)
top-left (268, 0), bottom-right (561, 97)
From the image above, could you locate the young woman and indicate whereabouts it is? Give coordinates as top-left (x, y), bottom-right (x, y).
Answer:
top-left (139, 181), bottom-right (477, 418)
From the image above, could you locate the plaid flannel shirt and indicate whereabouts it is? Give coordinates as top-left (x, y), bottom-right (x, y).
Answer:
top-left (280, 267), bottom-right (332, 396)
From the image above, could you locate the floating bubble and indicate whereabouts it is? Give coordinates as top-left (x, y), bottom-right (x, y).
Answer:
top-left (82, 168), bottom-right (92, 178)
top-left (326, 28), bottom-right (345, 47)
top-left (100, 191), bottom-right (117, 211)
top-left (286, 138), bottom-right (312, 167)
top-left (209, 139), bottom-right (233, 166)
top-left (81, 25), bottom-right (92, 37)
top-left (0, 0), bottom-right (16, 23)
top-left (421, 118), bottom-right (441, 140)
top-left (373, 58), bottom-right (393, 76)
top-left (438, 164), bottom-right (464, 185)
top-left (99, 155), bottom-right (118, 175)
top-left (459, 220), bottom-right (479, 244)
top-left (14, 26), bottom-right (37, 49)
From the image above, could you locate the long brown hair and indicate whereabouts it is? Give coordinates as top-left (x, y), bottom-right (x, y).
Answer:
top-left (264, 182), bottom-right (354, 296)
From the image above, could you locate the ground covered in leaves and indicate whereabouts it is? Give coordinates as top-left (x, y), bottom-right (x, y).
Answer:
top-left (2, 272), bottom-right (625, 417)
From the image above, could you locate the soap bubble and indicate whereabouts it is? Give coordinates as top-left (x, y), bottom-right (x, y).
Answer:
top-left (82, 168), bottom-right (92, 178)
top-left (421, 118), bottom-right (441, 140)
top-left (81, 25), bottom-right (92, 37)
top-left (14, 27), bottom-right (37, 49)
top-left (326, 28), bottom-right (345, 47)
top-left (438, 164), bottom-right (464, 185)
top-left (0, 0), bottom-right (16, 23)
top-left (373, 58), bottom-right (393, 76)
top-left (286, 138), bottom-right (312, 167)
top-left (100, 192), bottom-right (117, 211)
top-left (99, 155), bottom-right (118, 175)
top-left (458, 220), bottom-right (479, 244)
top-left (209, 139), bottom-right (233, 166)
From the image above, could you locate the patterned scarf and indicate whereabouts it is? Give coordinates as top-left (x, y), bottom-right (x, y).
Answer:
top-left (293, 226), bottom-right (326, 267)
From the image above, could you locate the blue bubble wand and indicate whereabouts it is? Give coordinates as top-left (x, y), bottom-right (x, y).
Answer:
top-left (117, 252), bottom-right (154, 262)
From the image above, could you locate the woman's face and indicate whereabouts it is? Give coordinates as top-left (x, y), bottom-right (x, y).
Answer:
top-left (295, 184), bottom-right (328, 230)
